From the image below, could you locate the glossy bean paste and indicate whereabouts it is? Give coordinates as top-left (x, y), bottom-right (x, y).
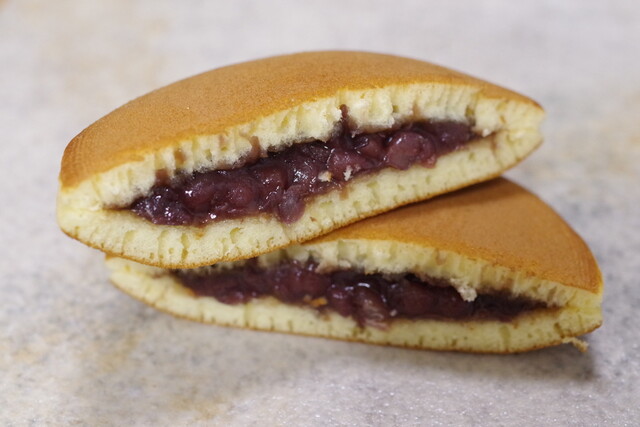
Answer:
top-left (174, 259), bottom-right (544, 328)
top-left (129, 109), bottom-right (479, 225)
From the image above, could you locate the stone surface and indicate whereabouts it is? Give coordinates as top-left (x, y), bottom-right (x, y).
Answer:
top-left (1, 0), bottom-right (638, 425)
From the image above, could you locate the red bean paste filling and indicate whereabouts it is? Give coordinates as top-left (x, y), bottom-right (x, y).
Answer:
top-left (174, 259), bottom-right (545, 329)
top-left (129, 108), bottom-right (480, 225)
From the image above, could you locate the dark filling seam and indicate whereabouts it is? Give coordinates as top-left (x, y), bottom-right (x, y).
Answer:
top-left (126, 107), bottom-right (485, 226)
top-left (172, 259), bottom-right (546, 329)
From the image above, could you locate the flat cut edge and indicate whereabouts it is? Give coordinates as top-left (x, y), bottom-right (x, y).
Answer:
top-left (105, 234), bottom-right (602, 353)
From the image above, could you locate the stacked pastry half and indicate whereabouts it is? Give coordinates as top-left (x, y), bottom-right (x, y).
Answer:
top-left (57, 51), bottom-right (602, 353)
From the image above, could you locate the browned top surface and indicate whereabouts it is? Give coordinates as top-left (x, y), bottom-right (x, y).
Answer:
top-left (60, 51), bottom-right (539, 188)
top-left (311, 178), bottom-right (602, 293)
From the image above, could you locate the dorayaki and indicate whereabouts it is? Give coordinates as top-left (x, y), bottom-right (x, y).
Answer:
top-left (57, 51), bottom-right (544, 268)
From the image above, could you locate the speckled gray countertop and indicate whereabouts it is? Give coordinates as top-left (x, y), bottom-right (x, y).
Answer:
top-left (1, 1), bottom-right (639, 425)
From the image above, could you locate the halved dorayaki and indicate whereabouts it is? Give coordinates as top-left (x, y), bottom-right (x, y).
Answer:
top-left (106, 179), bottom-right (602, 353)
top-left (58, 51), bottom-right (543, 268)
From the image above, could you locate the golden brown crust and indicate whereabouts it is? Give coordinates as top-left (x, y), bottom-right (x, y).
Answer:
top-left (310, 178), bottom-right (602, 294)
top-left (60, 51), bottom-right (538, 188)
